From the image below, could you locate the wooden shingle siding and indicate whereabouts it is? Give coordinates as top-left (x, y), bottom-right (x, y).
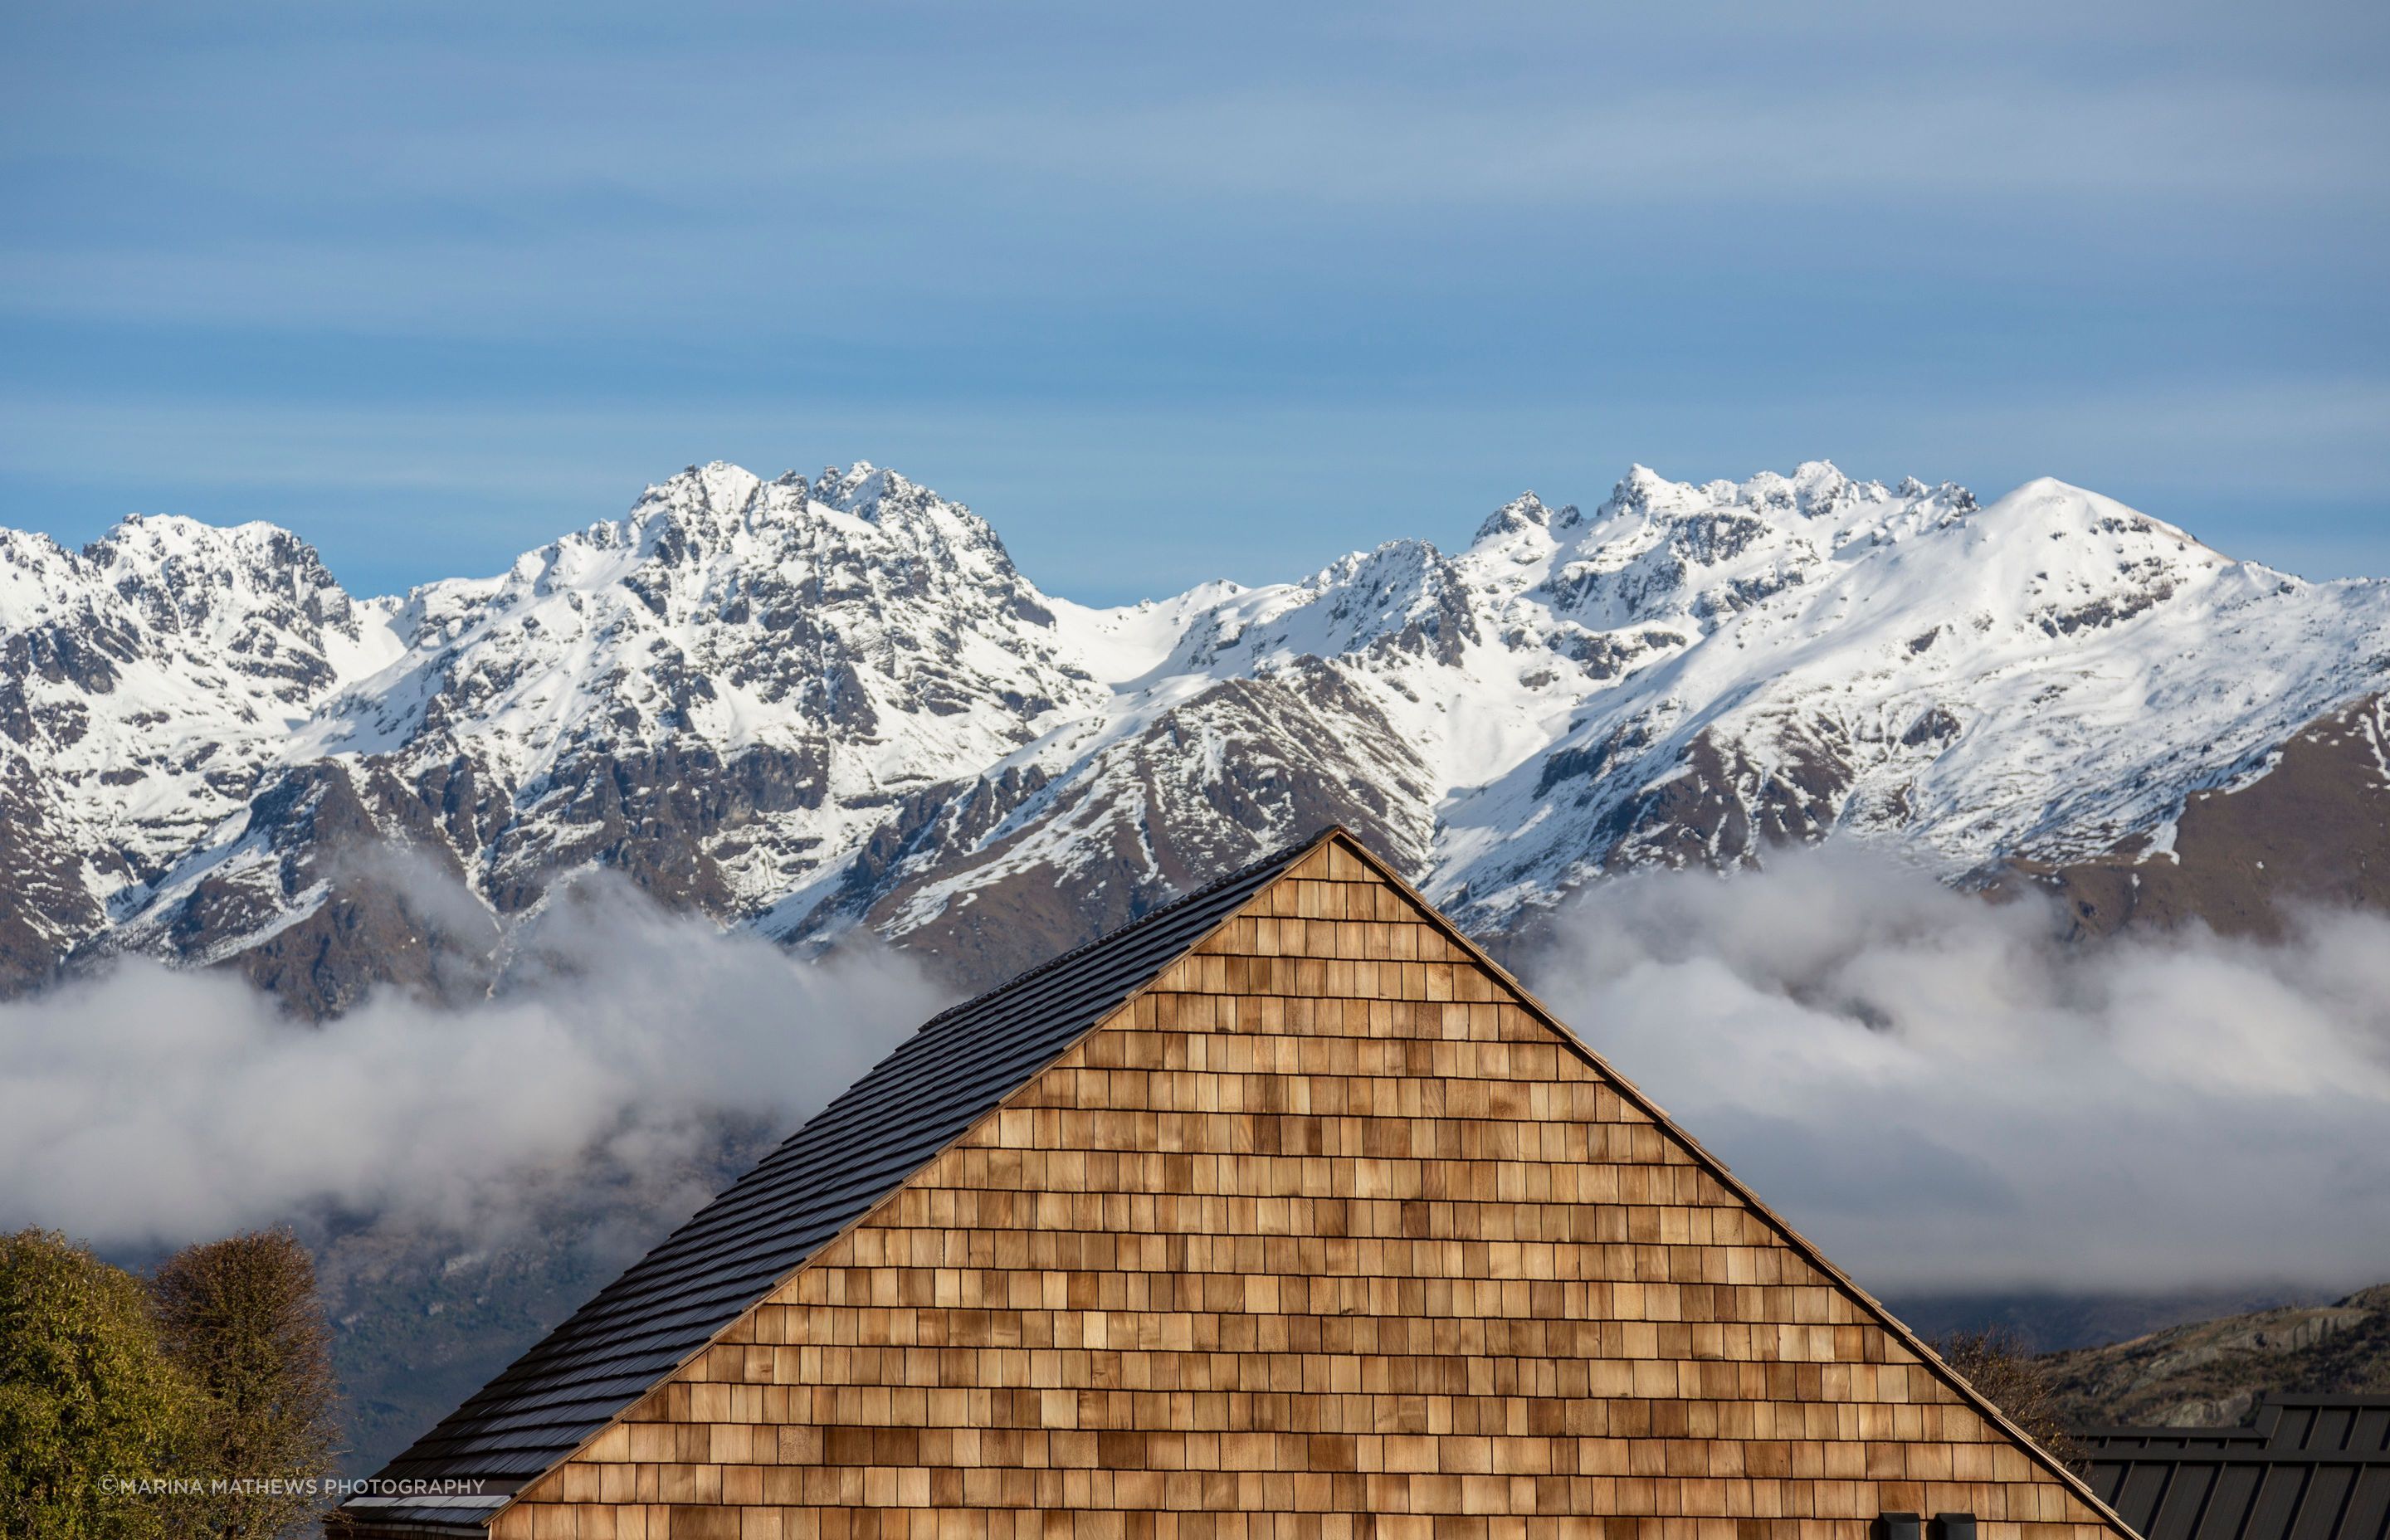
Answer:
top-left (473, 841), bottom-right (2124, 1540)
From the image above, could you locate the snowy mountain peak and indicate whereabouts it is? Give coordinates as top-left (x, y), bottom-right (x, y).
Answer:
top-left (589, 461), bottom-right (1022, 597)
top-left (1960, 478), bottom-right (2255, 616)
top-left (1593, 460), bottom-right (1966, 535)
top-left (631, 458), bottom-right (936, 518)
top-left (803, 460), bottom-right (995, 538)
top-left (1471, 491), bottom-right (1578, 548)
top-left (87, 514), bottom-right (360, 641)
top-left (1610, 464), bottom-right (1675, 505)
top-left (0, 509), bottom-right (367, 668)
top-left (1982, 475), bottom-right (2211, 555)
top-left (4, 456), bottom-right (2386, 1015)
top-left (0, 505), bottom-right (404, 951)
top-left (810, 459), bottom-right (901, 511)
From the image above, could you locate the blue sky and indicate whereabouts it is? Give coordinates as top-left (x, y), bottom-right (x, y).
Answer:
top-left (3, 0), bottom-right (2385, 602)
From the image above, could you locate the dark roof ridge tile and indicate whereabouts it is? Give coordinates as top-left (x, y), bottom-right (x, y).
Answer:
top-left (893, 825), bottom-right (1344, 1039)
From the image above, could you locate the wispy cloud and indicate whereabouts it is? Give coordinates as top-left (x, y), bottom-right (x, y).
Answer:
top-left (828, 82), bottom-right (2388, 208)
top-left (1, 841), bottom-right (2385, 1294)
top-left (0, 878), bottom-right (946, 1248)
top-left (1524, 847), bottom-right (2390, 1294)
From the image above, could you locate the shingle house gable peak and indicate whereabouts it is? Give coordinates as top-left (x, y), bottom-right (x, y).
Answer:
top-left (343, 829), bottom-right (1344, 1530)
top-left (1159, 832), bottom-right (2127, 1535)
top-left (343, 826), bottom-right (2134, 1538)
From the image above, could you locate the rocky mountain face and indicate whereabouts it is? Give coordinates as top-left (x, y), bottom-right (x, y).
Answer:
top-left (2039, 1284), bottom-right (2390, 1428)
top-left (6, 458), bottom-right (2388, 1011)
top-left (0, 515), bottom-right (403, 994)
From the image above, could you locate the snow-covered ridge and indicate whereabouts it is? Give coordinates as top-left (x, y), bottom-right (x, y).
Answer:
top-left (0, 513), bottom-right (404, 920)
top-left (4, 456), bottom-right (2386, 999)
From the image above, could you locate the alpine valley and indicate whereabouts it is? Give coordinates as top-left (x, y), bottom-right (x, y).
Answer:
top-left (6, 457), bottom-right (2390, 1017)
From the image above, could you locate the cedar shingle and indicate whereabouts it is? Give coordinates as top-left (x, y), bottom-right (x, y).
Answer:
top-left (334, 830), bottom-right (2131, 1540)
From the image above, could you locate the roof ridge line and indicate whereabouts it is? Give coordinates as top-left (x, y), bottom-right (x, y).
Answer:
top-left (892, 825), bottom-right (1347, 1043)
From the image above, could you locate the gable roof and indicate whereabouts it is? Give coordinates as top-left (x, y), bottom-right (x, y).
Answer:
top-left (349, 831), bottom-right (1330, 1530)
top-left (344, 825), bottom-right (2133, 1537)
top-left (2080, 1395), bottom-right (2390, 1540)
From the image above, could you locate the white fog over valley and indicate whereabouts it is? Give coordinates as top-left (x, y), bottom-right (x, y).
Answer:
top-left (0, 877), bottom-right (943, 1247)
top-left (3, 851), bottom-right (2385, 1297)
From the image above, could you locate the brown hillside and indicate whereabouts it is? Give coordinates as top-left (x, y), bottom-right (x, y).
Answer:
top-left (2041, 1284), bottom-right (2390, 1429)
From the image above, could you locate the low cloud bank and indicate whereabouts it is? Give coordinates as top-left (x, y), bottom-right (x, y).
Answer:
top-left (0, 880), bottom-right (945, 1249)
top-left (1524, 847), bottom-right (2390, 1295)
top-left (7, 849), bottom-right (2386, 1297)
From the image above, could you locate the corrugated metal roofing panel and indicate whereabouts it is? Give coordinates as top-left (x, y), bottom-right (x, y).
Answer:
top-left (2146, 1462), bottom-right (2217, 1540)
top-left (2248, 1465), bottom-right (2316, 1540)
top-left (2209, 1465), bottom-right (2266, 1540)
top-left (2117, 1464), bottom-right (2181, 1533)
top-left (2082, 1396), bottom-right (2390, 1540)
top-left (2342, 1470), bottom-right (2390, 1540)
top-left (344, 831), bottom-right (1330, 1508)
top-left (2290, 1469), bottom-right (2353, 1540)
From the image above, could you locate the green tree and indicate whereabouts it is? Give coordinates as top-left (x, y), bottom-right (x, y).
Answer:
top-left (149, 1228), bottom-right (341, 1540)
top-left (0, 1228), bottom-right (200, 1540)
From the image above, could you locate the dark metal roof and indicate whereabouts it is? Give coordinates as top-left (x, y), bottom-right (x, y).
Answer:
top-left (342, 831), bottom-right (1332, 1531)
top-left (2081, 1396), bottom-right (2390, 1540)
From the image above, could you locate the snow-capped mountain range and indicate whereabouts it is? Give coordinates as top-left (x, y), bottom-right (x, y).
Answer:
top-left (6, 459), bottom-right (2387, 1013)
